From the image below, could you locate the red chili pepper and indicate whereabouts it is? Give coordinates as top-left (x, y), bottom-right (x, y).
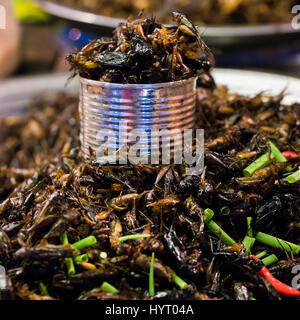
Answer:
top-left (250, 255), bottom-right (300, 297)
top-left (282, 151), bottom-right (300, 162)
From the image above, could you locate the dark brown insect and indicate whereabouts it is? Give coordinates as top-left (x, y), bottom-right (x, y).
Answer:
top-left (0, 14), bottom-right (299, 300)
top-left (67, 13), bottom-right (212, 84)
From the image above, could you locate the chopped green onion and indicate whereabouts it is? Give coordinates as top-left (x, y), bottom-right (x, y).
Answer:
top-left (256, 251), bottom-right (268, 259)
top-left (149, 252), bottom-right (155, 297)
top-left (256, 232), bottom-right (300, 254)
top-left (246, 217), bottom-right (253, 237)
top-left (118, 234), bottom-right (151, 243)
top-left (206, 219), bottom-right (236, 245)
top-left (203, 209), bottom-right (236, 245)
top-left (286, 170), bottom-right (300, 184)
top-left (220, 206), bottom-right (230, 216)
top-left (60, 231), bottom-right (75, 275)
top-left (203, 208), bottom-right (214, 223)
top-left (262, 254), bottom-right (278, 267)
top-left (243, 153), bottom-right (274, 177)
top-left (65, 258), bottom-right (75, 275)
top-left (60, 231), bottom-right (68, 246)
top-left (100, 281), bottom-right (119, 294)
top-left (269, 140), bottom-right (287, 163)
top-left (74, 254), bottom-right (89, 263)
top-left (204, 209), bottom-right (236, 245)
top-left (242, 236), bottom-right (255, 254)
top-left (39, 282), bottom-right (49, 296)
top-left (171, 273), bottom-right (188, 290)
top-left (72, 236), bottom-right (97, 250)
top-left (205, 224), bottom-right (236, 247)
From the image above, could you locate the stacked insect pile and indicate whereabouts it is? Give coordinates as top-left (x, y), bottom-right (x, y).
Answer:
top-left (0, 15), bottom-right (300, 300)
top-left (67, 12), bottom-right (212, 83)
top-left (0, 84), bottom-right (299, 299)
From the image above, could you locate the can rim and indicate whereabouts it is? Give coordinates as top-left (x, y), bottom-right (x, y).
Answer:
top-left (79, 76), bottom-right (197, 89)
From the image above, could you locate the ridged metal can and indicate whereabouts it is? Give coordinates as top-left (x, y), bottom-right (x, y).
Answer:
top-left (79, 76), bottom-right (197, 160)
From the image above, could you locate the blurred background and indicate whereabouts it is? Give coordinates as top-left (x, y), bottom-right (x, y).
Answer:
top-left (1, 0), bottom-right (300, 80)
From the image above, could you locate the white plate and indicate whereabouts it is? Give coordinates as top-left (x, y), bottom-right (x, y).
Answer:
top-left (0, 69), bottom-right (300, 117)
top-left (0, 73), bottom-right (78, 117)
top-left (212, 69), bottom-right (300, 105)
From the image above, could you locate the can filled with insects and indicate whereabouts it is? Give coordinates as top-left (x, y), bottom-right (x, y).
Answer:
top-left (68, 12), bottom-right (213, 161)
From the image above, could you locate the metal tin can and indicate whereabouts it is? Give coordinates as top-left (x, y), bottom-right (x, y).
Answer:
top-left (79, 76), bottom-right (197, 160)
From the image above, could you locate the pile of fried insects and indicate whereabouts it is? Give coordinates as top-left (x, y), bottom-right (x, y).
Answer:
top-left (0, 15), bottom-right (300, 301)
top-left (0, 83), bottom-right (299, 300)
top-left (67, 12), bottom-right (212, 83)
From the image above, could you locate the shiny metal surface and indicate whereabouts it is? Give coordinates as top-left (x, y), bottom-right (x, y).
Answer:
top-left (79, 77), bottom-right (197, 158)
top-left (1, 69), bottom-right (300, 118)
